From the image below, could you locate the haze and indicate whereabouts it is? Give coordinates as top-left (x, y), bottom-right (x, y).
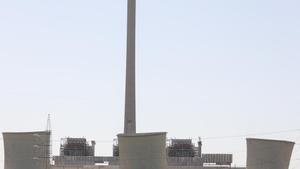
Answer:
top-left (0, 0), bottom-right (299, 168)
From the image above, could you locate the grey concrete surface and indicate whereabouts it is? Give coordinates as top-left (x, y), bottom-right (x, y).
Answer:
top-left (124, 0), bottom-right (136, 134)
top-left (118, 132), bottom-right (168, 169)
top-left (51, 166), bottom-right (244, 169)
top-left (3, 131), bottom-right (51, 169)
top-left (247, 138), bottom-right (294, 169)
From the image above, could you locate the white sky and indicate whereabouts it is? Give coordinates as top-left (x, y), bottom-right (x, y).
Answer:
top-left (0, 0), bottom-right (300, 168)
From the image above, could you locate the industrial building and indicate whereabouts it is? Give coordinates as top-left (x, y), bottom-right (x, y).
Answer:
top-left (50, 137), bottom-right (295, 169)
top-left (1, 0), bottom-right (296, 169)
top-left (53, 138), bottom-right (97, 166)
top-left (53, 137), bottom-right (233, 167)
top-left (167, 139), bottom-right (196, 157)
top-left (60, 138), bottom-right (95, 157)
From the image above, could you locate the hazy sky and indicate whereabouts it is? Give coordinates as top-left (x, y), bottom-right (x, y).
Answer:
top-left (0, 0), bottom-right (300, 168)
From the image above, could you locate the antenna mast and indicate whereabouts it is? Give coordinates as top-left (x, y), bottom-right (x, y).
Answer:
top-left (46, 114), bottom-right (52, 132)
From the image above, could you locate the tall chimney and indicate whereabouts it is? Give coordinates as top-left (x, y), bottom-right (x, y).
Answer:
top-left (124, 0), bottom-right (136, 134)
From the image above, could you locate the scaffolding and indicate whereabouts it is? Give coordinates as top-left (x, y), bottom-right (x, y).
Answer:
top-left (60, 138), bottom-right (96, 157)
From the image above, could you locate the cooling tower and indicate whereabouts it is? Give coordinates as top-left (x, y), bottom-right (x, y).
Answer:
top-left (3, 131), bottom-right (51, 169)
top-left (246, 138), bottom-right (294, 169)
top-left (118, 132), bottom-right (167, 169)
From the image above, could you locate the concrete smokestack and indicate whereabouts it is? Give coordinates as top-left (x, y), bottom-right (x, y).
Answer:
top-left (124, 0), bottom-right (136, 134)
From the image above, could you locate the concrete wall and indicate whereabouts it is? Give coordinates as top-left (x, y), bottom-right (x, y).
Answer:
top-left (51, 166), bottom-right (244, 169)
top-left (53, 156), bottom-right (120, 166)
top-left (118, 132), bottom-right (168, 169)
top-left (3, 131), bottom-right (51, 169)
top-left (247, 138), bottom-right (294, 169)
top-left (53, 156), bottom-right (96, 166)
top-left (51, 167), bottom-right (119, 169)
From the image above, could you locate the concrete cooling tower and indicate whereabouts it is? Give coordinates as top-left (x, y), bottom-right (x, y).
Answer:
top-left (118, 132), bottom-right (167, 169)
top-left (3, 131), bottom-right (51, 169)
top-left (246, 138), bottom-right (294, 169)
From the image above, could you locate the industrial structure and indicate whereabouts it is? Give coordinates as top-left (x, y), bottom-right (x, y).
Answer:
top-left (53, 138), bottom-right (97, 166)
top-left (118, 132), bottom-right (168, 169)
top-left (167, 139), bottom-right (197, 157)
top-left (2, 131), bottom-right (51, 169)
top-left (60, 138), bottom-right (95, 157)
top-left (246, 138), bottom-right (295, 169)
top-left (119, 1), bottom-right (168, 168)
top-left (1, 0), bottom-right (297, 169)
top-left (123, 0), bottom-right (136, 136)
top-left (53, 137), bottom-right (233, 167)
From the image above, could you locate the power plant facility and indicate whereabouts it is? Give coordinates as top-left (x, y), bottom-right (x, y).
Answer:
top-left (3, 131), bottom-right (295, 169)
top-left (52, 137), bottom-right (234, 167)
top-left (1, 0), bottom-right (297, 169)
